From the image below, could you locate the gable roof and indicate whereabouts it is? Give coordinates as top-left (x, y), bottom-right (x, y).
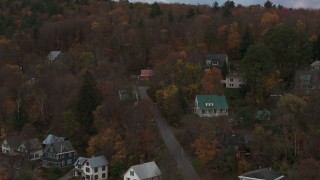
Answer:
top-left (129, 161), bottom-right (161, 179)
top-left (44, 140), bottom-right (74, 154)
top-left (86, 156), bottom-right (108, 168)
top-left (311, 60), bottom-right (320, 66)
top-left (239, 168), bottom-right (284, 180)
top-left (195, 95), bottom-right (228, 110)
top-left (21, 138), bottom-right (42, 152)
top-left (207, 54), bottom-right (228, 61)
top-left (3, 135), bottom-right (23, 149)
top-left (42, 134), bottom-right (65, 145)
top-left (74, 157), bottom-right (86, 167)
top-left (48, 51), bottom-right (61, 61)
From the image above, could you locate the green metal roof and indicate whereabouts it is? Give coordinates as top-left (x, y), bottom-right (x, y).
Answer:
top-left (196, 95), bottom-right (228, 109)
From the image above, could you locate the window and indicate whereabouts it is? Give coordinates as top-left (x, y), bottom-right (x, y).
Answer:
top-left (67, 159), bottom-right (72, 165)
top-left (102, 173), bottom-right (106, 178)
top-left (86, 162), bottom-right (89, 166)
top-left (86, 167), bottom-right (90, 173)
top-left (202, 110), bottom-right (205, 114)
top-left (127, 178), bottom-right (130, 180)
top-left (85, 175), bottom-right (90, 180)
top-left (78, 164), bottom-right (81, 168)
top-left (130, 170), bottom-right (134, 176)
top-left (94, 167), bottom-right (98, 173)
top-left (230, 78), bottom-right (233, 82)
top-left (95, 175), bottom-right (98, 180)
top-left (102, 165), bottom-right (106, 171)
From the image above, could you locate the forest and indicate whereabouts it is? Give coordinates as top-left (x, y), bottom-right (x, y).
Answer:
top-left (0, 0), bottom-right (320, 179)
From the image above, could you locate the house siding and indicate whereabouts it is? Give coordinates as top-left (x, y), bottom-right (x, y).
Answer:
top-left (42, 151), bottom-right (77, 168)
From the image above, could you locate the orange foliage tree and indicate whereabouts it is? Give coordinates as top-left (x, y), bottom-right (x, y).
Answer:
top-left (201, 68), bottom-right (224, 95)
top-left (192, 134), bottom-right (220, 165)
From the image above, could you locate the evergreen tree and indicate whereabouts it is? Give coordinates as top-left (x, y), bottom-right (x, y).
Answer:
top-left (312, 35), bottom-right (320, 59)
top-left (239, 26), bottom-right (254, 58)
top-left (149, 2), bottom-right (162, 18)
top-left (264, 0), bottom-right (273, 9)
top-left (14, 105), bottom-right (28, 131)
top-left (76, 71), bottom-right (100, 135)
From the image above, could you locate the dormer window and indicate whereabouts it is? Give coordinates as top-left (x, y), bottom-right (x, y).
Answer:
top-left (205, 103), bottom-right (214, 107)
top-left (130, 170), bottom-right (134, 176)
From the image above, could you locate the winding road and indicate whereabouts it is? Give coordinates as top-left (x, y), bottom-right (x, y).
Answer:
top-left (138, 86), bottom-right (200, 180)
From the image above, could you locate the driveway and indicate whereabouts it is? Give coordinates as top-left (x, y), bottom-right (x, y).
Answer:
top-left (138, 86), bottom-right (200, 180)
top-left (58, 169), bottom-right (73, 180)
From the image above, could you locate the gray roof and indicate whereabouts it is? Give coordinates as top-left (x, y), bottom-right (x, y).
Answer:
top-left (207, 54), bottom-right (228, 61)
top-left (44, 140), bottom-right (74, 154)
top-left (42, 134), bottom-right (65, 145)
top-left (22, 138), bottom-right (42, 152)
top-left (87, 156), bottom-right (108, 168)
top-left (244, 134), bottom-right (253, 144)
top-left (48, 51), bottom-right (61, 61)
top-left (239, 168), bottom-right (284, 180)
top-left (74, 157), bottom-right (86, 166)
top-left (311, 60), bottom-right (320, 66)
top-left (129, 161), bottom-right (161, 179)
top-left (3, 135), bottom-right (23, 149)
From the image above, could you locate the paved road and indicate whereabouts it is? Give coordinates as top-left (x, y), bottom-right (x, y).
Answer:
top-left (58, 169), bottom-right (73, 180)
top-left (138, 86), bottom-right (200, 180)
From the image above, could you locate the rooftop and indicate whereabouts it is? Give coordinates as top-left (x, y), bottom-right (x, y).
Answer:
top-left (239, 168), bottom-right (284, 180)
top-left (196, 95), bottom-right (229, 110)
top-left (129, 161), bottom-right (161, 179)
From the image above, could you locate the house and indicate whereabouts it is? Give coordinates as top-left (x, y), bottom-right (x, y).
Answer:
top-left (225, 73), bottom-right (245, 88)
top-left (42, 140), bottom-right (77, 168)
top-left (74, 155), bottom-right (108, 180)
top-left (205, 54), bottom-right (229, 72)
top-left (194, 95), bottom-right (229, 117)
top-left (294, 70), bottom-right (320, 91)
top-left (238, 168), bottom-right (284, 180)
top-left (42, 134), bottom-right (66, 146)
top-left (1, 135), bottom-right (22, 156)
top-left (17, 138), bottom-right (43, 161)
top-left (255, 109), bottom-right (271, 121)
top-left (138, 69), bottom-right (153, 81)
top-left (48, 51), bottom-right (62, 62)
top-left (311, 60), bottom-right (320, 70)
top-left (123, 161), bottom-right (161, 180)
top-left (119, 89), bottom-right (139, 101)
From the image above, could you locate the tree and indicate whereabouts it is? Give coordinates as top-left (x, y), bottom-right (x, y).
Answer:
top-left (240, 45), bottom-right (275, 104)
top-left (192, 133), bottom-right (220, 165)
top-left (239, 26), bottom-right (254, 58)
top-left (264, 25), bottom-right (311, 81)
top-left (222, 0), bottom-right (235, 17)
top-left (312, 34), bottom-right (320, 59)
top-left (76, 71), bottom-right (100, 134)
top-left (149, 2), bottom-right (162, 18)
top-left (227, 22), bottom-right (241, 52)
top-left (186, 8), bottom-right (195, 18)
top-left (212, 1), bottom-right (219, 11)
top-left (264, 0), bottom-right (273, 9)
top-left (201, 68), bottom-right (224, 95)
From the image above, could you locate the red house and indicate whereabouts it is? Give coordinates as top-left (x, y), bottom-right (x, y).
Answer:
top-left (138, 69), bottom-right (153, 81)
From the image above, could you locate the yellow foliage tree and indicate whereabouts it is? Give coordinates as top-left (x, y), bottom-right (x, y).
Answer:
top-left (227, 22), bottom-right (241, 51)
top-left (87, 127), bottom-right (127, 162)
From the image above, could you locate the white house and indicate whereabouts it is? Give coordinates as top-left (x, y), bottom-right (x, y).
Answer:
top-left (48, 51), bottom-right (62, 62)
top-left (225, 73), bottom-right (245, 88)
top-left (74, 155), bottom-right (108, 180)
top-left (123, 161), bottom-right (161, 180)
top-left (194, 95), bottom-right (229, 117)
top-left (311, 60), bottom-right (320, 70)
top-left (17, 138), bottom-right (43, 161)
top-left (238, 168), bottom-right (284, 180)
top-left (1, 135), bottom-right (22, 156)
